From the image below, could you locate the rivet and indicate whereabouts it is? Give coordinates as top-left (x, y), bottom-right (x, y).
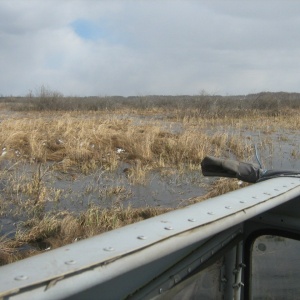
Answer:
top-left (225, 206), bottom-right (231, 209)
top-left (65, 260), bottom-right (76, 265)
top-left (207, 212), bottom-right (214, 215)
top-left (263, 192), bottom-right (271, 195)
top-left (14, 275), bottom-right (28, 281)
top-left (240, 200), bottom-right (246, 203)
top-left (103, 247), bottom-right (115, 252)
top-left (165, 226), bottom-right (173, 230)
top-left (137, 235), bottom-right (147, 240)
top-left (252, 196), bottom-right (257, 199)
top-left (187, 267), bottom-right (192, 273)
top-left (159, 288), bottom-right (163, 294)
top-left (283, 185), bottom-right (287, 187)
top-left (274, 189), bottom-right (279, 191)
top-left (188, 218), bottom-right (196, 222)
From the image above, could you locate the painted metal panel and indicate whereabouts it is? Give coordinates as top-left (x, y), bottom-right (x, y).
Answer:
top-left (0, 177), bottom-right (300, 299)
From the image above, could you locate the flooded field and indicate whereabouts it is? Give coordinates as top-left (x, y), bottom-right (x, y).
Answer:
top-left (0, 103), bottom-right (299, 264)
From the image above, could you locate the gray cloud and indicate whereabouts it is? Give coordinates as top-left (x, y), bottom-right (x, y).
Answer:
top-left (1, 0), bottom-right (300, 96)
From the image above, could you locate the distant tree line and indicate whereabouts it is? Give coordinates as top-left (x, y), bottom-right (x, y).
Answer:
top-left (1, 87), bottom-right (300, 117)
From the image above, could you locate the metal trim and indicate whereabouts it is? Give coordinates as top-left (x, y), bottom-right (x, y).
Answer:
top-left (0, 177), bottom-right (300, 299)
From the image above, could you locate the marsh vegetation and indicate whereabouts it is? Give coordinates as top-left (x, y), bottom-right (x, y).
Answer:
top-left (0, 90), bottom-right (299, 264)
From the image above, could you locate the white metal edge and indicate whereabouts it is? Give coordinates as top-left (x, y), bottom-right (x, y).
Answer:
top-left (0, 177), bottom-right (300, 298)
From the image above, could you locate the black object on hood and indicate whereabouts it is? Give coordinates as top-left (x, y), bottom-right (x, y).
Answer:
top-left (201, 156), bottom-right (261, 183)
top-left (201, 156), bottom-right (300, 183)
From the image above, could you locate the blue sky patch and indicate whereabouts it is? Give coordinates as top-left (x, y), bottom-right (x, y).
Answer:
top-left (71, 19), bottom-right (99, 40)
top-left (71, 19), bottom-right (112, 41)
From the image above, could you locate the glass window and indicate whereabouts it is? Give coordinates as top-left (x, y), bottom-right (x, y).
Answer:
top-left (251, 235), bottom-right (300, 299)
top-left (164, 258), bottom-right (224, 300)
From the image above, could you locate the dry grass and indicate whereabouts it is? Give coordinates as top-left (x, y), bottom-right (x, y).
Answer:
top-left (188, 178), bottom-right (250, 204)
top-left (0, 236), bottom-right (39, 265)
top-left (0, 205), bottom-right (169, 265)
top-left (0, 112), bottom-right (259, 178)
top-left (0, 104), bottom-right (299, 265)
top-left (204, 178), bottom-right (249, 199)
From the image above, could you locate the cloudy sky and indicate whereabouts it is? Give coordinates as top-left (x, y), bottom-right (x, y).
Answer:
top-left (1, 0), bottom-right (300, 97)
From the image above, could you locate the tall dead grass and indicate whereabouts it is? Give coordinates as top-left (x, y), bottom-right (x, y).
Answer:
top-left (0, 113), bottom-right (257, 177)
top-left (0, 106), bottom-right (299, 265)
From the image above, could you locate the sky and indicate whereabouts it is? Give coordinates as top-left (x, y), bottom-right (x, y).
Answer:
top-left (1, 0), bottom-right (300, 97)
